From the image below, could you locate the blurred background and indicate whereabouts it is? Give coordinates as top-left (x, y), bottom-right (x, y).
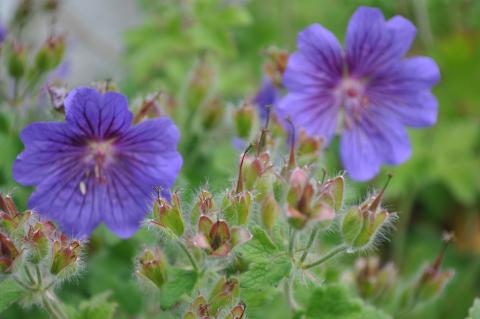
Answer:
top-left (1, 0), bottom-right (479, 318)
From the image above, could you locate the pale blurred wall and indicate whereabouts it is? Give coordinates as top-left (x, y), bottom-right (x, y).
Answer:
top-left (0, 0), bottom-right (143, 85)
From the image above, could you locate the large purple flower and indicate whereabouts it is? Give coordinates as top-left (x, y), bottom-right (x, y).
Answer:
top-left (279, 7), bottom-right (440, 181)
top-left (13, 87), bottom-right (182, 238)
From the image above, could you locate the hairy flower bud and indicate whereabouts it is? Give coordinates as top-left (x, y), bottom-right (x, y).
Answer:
top-left (353, 256), bottom-right (397, 299)
top-left (223, 191), bottom-right (252, 225)
top-left (151, 192), bottom-right (184, 237)
top-left (415, 233), bottom-right (454, 302)
top-left (225, 302), bottom-right (246, 319)
top-left (184, 295), bottom-right (209, 318)
top-left (191, 189), bottom-right (216, 223)
top-left (7, 41), bottom-right (26, 79)
top-left (35, 34), bottom-right (65, 73)
top-left (341, 176), bottom-right (396, 251)
top-left (192, 216), bottom-right (251, 257)
top-left (286, 168), bottom-right (342, 229)
top-left (0, 193), bottom-right (31, 233)
top-left (208, 277), bottom-right (240, 316)
top-left (201, 98), bottom-right (224, 130)
top-left (136, 247), bottom-right (168, 289)
top-left (234, 103), bottom-right (256, 139)
top-left (24, 221), bottom-right (50, 264)
top-left (50, 235), bottom-right (81, 275)
top-left (260, 194), bottom-right (279, 230)
top-left (0, 233), bottom-right (20, 273)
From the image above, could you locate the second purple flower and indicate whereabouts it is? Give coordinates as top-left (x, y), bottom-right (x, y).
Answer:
top-left (279, 6), bottom-right (440, 181)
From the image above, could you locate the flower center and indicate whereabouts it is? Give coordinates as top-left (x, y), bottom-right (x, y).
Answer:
top-left (85, 139), bottom-right (116, 183)
top-left (336, 77), bottom-right (369, 128)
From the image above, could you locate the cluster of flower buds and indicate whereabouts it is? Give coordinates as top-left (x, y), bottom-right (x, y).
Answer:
top-left (135, 247), bottom-right (168, 289)
top-left (0, 192), bottom-right (83, 279)
top-left (183, 277), bottom-right (244, 319)
top-left (191, 216), bottom-right (251, 257)
top-left (351, 256), bottom-right (397, 299)
top-left (341, 175), bottom-right (397, 251)
top-left (286, 167), bottom-right (344, 230)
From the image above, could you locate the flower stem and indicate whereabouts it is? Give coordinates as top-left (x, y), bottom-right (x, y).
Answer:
top-left (42, 291), bottom-right (68, 319)
top-left (284, 269), bottom-right (300, 313)
top-left (288, 228), bottom-right (297, 262)
top-left (24, 265), bottom-right (36, 286)
top-left (178, 240), bottom-right (199, 273)
top-left (35, 264), bottom-right (43, 287)
top-left (302, 245), bottom-right (347, 269)
top-left (299, 229), bottom-right (318, 264)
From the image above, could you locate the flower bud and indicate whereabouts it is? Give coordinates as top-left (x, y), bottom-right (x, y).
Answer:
top-left (225, 191), bottom-right (252, 225)
top-left (184, 295), bottom-right (209, 318)
top-left (191, 189), bottom-right (215, 223)
top-left (50, 235), bottom-right (81, 275)
top-left (260, 194), bottom-right (279, 230)
top-left (0, 233), bottom-right (20, 273)
top-left (186, 59), bottom-right (215, 111)
top-left (35, 35), bottom-right (65, 73)
top-left (297, 131), bottom-right (324, 164)
top-left (24, 221), bottom-right (50, 264)
top-left (353, 256), bottom-right (397, 299)
top-left (7, 42), bottom-right (27, 79)
top-left (341, 176), bottom-right (397, 251)
top-left (0, 194), bottom-right (32, 234)
top-left (263, 47), bottom-right (288, 86)
top-left (286, 168), bottom-right (340, 229)
top-left (201, 98), bottom-right (224, 130)
top-left (133, 92), bottom-right (168, 124)
top-left (225, 302), bottom-right (246, 319)
top-left (151, 192), bottom-right (184, 237)
top-left (136, 247), bottom-right (168, 289)
top-left (193, 216), bottom-right (250, 257)
top-left (234, 103), bottom-right (256, 139)
top-left (208, 277), bottom-right (240, 316)
top-left (415, 233), bottom-right (454, 302)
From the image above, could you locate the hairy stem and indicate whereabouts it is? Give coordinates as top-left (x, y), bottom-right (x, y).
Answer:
top-left (299, 229), bottom-right (318, 264)
top-left (302, 245), bottom-right (347, 269)
top-left (178, 240), bottom-right (199, 273)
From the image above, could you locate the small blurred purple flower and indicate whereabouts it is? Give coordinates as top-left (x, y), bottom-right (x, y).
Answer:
top-left (0, 22), bottom-right (7, 44)
top-left (279, 7), bottom-right (440, 181)
top-left (13, 87), bottom-right (182, 238)
top-left (253, 77), bottom-right (280, 125)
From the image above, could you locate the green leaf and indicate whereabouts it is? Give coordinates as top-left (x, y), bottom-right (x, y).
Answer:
top-left (238, 228), bottom-right (291, 291)
top-left (159, 268), bottom-right (198, 309)
top-left (73, 292), bottom-right (118, 319)
top-left (467, 298), bottom-right (480, 319)
top-left (306, 285), bottom-right (391, 319)
top-left (0, 279), bottom-right (25, 314)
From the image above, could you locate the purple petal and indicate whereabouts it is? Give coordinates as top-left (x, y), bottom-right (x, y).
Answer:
top-left (13, 122), bottom-right (85, 185)
top-left (367, 57), bottom-right (440, 127)
top-left (278, 92), bottom-right (339, 143)
top-left (102, 118), bottom-right (183, 237)
top-left (253, 78), bottom-right (280, 123)
top-left (340, 111), bottom-right (411, 181)
top-left (28, 167), bottom-right (102, 238)
top-left (64, 87), bottom-right (133, 139)
top-left (345, 7), bottom-right (416, 77)
top-left (283, 24), bottom-right (343, 93)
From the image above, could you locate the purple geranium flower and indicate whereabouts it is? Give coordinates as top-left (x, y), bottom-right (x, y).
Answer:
top-left (279, 7), bottom-right (440, 181)
top-left (13, 87), bottom-right (182, 238)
